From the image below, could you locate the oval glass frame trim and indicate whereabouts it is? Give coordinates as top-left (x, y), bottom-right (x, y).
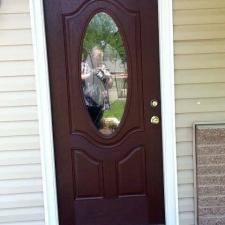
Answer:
top-left (81, 12), bottom-right (129, 136)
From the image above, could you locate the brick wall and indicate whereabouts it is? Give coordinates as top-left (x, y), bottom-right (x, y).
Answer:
top-left (195, 124), bottom-right (225, 225)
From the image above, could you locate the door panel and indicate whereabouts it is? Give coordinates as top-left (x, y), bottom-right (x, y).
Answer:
top-left (43, 0), bottom-right (165, 224)
top-left (118, 146), bottom-right (146, 195)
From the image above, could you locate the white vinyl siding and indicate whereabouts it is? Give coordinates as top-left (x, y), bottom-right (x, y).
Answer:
top-left (174, 0), bottom-right (225, 224)
top-left (0, 0), bottom-right (44, 225)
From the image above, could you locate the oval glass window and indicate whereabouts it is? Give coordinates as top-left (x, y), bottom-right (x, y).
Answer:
top-left (81, 12), bottom-right (128, 136)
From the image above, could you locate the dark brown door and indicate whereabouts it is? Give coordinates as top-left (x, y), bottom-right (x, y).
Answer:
top-left (44, 0), bottom-right (164, 224)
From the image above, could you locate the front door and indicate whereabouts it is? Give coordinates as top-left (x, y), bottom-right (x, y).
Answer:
top-left (44, 0), bottom-right (165, 224)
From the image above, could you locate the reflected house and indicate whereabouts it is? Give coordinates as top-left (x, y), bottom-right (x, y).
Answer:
top-left (103, 44), bottom-right (128, 101)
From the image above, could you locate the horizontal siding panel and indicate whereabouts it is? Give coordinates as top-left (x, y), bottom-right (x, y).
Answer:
top-left (173, 0), bottom-right (225, 10)
top-left (176, 112), bottom-right (225, 128)
top-left (0, 76), bottom-right (35, 92)
top-left (0, 136), bottom-right (40, 151)
top-left (179, 212), bottom-right (195, 225)
top-left (0, 46), bottom-right (33, 61)
top-left (178, 184), bottom-right (194, 198)
top-left (0, 91), bottom-right (37, 107)
top-left (0, 221), bottom-right (44, 225)
top-left (0, 106), bottom-right (38, 122)
top-left (0, 150), bottom-right (40, 166)
top-left (175, 68), bottom-right (225, 84)
top-left (0, 207), bottom-right (44, 223)
top-left (176, 128), bottom-right (193, 143)
top-left (0, 193), bottom-right (43, 209)
top-left (174, 24), bottom-right (225, 41)
top-left (174, 0), bottom-right (225, 222)
top-left (176, 83), bottom-right (225, 99)
top-left (0, 0), bottom-right (29, 14)
top-left (0, 164), bottom-right (42, 180)
top-left (177, 142), bottom-right (193, 157)
top-left (175, 53), bottom-right (225, 69)
top-left (0, 61), bottom-right (34, 76)
top-left (177, 156), bottom-right (193, 170)
top-left (0, 121), bottom-right (38, 137)
top-left (0, 30), bottom-right (32, 46)
top-left (176, 98), bottom-right (225, 113)
top-left (0, 14), bottom-right (31, 30)
top-left (175, 39), bottom-right (225, 55)
top-left (0, 179), bottom-right (43, 195)
top-left (179, 198), bottom-right (195, 212)
top-left (0, 2), bottom-right (44, 225)
top-left (174, 9), bottom-right (225, 25)
top-left (178, 170), bottom-right (194, 185)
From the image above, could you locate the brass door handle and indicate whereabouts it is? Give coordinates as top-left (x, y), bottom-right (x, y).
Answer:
top-left (150, 116), bottom-right (160, 125)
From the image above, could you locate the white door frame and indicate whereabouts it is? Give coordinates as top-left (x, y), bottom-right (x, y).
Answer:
top-left (29, 0), bottom-right (179, 224)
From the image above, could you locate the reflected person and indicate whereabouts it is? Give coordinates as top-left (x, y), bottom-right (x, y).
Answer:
top-left (81, 47), bottom-right (113, 129)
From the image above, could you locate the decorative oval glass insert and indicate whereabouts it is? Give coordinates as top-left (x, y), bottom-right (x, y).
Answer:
top-left (81, 12), bottom-right (128, 136)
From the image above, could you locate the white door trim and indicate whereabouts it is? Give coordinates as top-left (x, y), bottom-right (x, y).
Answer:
top-left (29, 1), bottom-right (59, 225)
top-left (29, 0), bottom-right (179, 224)
top-left (158, 1), bottom-right (179, 224)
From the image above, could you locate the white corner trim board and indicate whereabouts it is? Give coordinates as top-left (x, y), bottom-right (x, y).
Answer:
top-left (29, 0), bottom-right (178, 224)
top-left (158, 0), bottom-right (179, 225)
top-left (29, 1), bottom-right (59, 225)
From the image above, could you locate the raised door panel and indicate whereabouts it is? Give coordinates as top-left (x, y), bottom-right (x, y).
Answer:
top-left (118, 146), bottom-right (146, 195)
top-left (73, 151), bottom-right (103, 198)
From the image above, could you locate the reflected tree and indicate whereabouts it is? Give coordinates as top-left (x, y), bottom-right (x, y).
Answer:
top-left (82, 12), bottom-right (126, 64)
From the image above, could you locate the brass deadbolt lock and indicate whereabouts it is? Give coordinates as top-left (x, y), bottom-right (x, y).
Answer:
top-left (150, 116), bottom-right (160, 125)
top-left (150, 99), bottom-right (159, 108)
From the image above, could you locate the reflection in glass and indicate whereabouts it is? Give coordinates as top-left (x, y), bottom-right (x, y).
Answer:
top-left (81, 12), bottom-right (128, 135)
